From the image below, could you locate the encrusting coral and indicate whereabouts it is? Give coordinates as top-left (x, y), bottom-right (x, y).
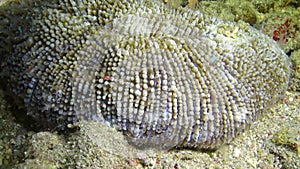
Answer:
top-left (0, 0), bottom-right (291, 150)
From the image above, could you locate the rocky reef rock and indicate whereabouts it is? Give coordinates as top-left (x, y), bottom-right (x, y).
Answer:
top-left (0, 0), bottom-right (290, 150)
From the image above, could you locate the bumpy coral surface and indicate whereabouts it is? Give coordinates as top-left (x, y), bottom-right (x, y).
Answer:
top-left (0, 0), bottom-right (290, 149)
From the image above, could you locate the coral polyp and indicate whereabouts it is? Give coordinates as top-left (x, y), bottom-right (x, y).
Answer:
top-left (0, 0), bottom-right (290, 150)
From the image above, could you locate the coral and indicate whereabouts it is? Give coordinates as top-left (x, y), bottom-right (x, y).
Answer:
top-left (0, 0), bottom-right (291, 150)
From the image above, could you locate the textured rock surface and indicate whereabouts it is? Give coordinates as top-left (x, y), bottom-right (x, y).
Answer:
top-left (0, 0), bottom-right (290, 150)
